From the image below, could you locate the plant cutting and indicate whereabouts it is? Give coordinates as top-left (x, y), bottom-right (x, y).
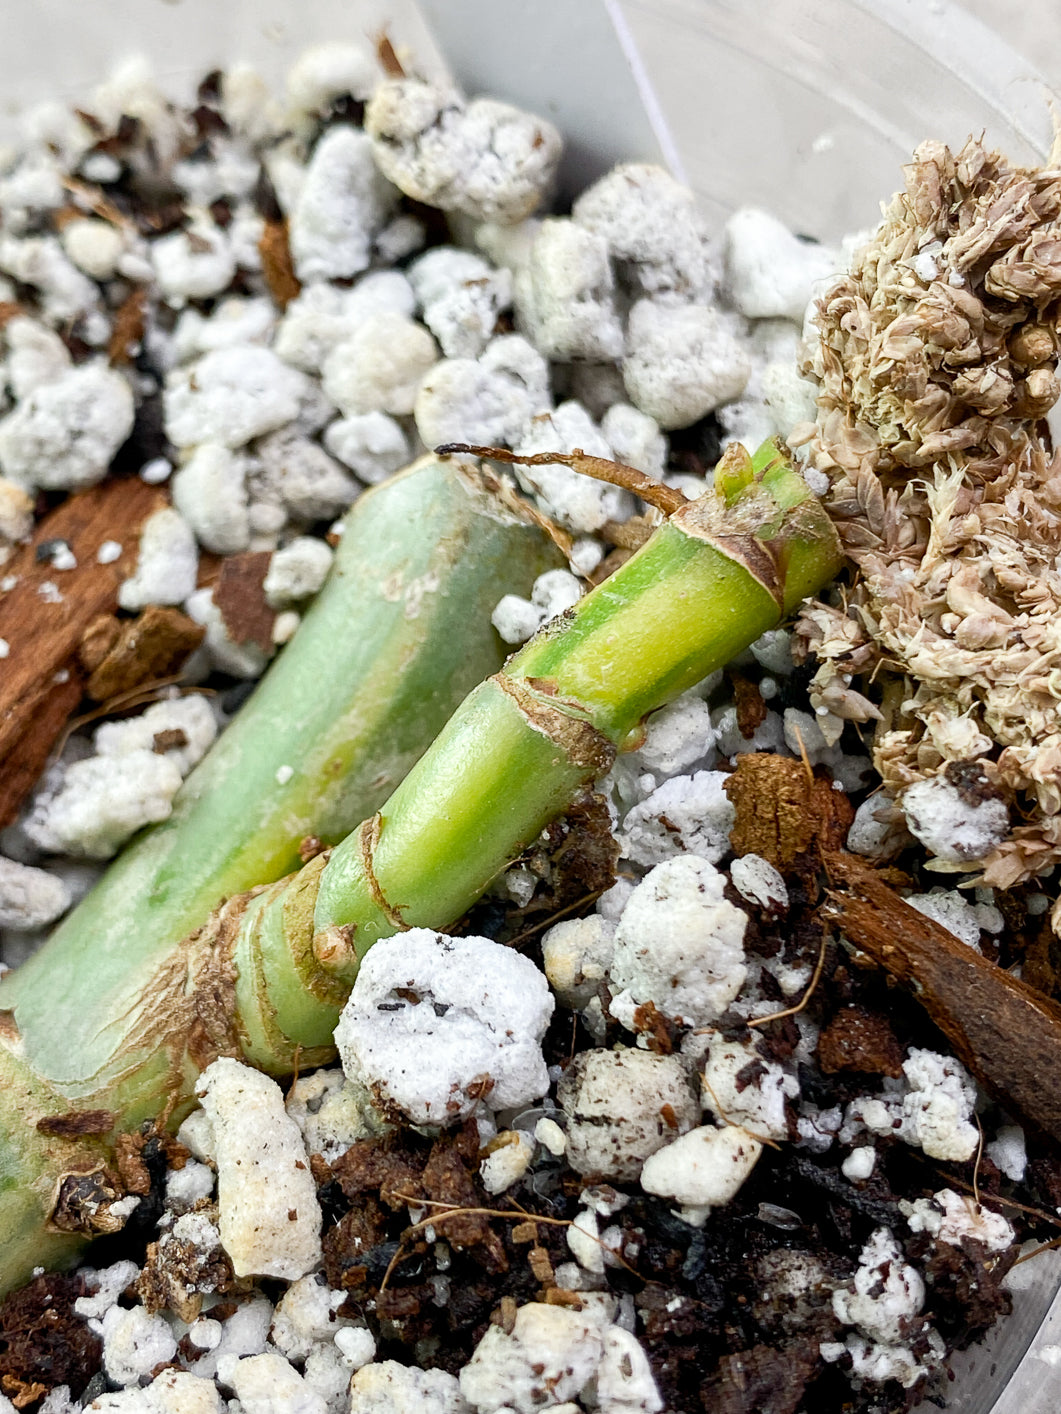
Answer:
top-left (0, 437), bottom-right (842, 1294)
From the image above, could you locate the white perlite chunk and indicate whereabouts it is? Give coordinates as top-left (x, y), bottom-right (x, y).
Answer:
top-left (409, 246), bottom-right (513, 360)
top-left (901, 772), bottom-right (1009, 863)
top-left (723, 207), bottom-right (836, 321)
top-left (557, 1048), bottom-right (699, 1181)
top-left (414, 334), bottom-right (550, 450)
top-left (600, 402), bottom-right (666, 479)
top-left (491, 567), bottom-right (582, 645)
top-left (366, 79), bottom-right (561, 224)
top-left (273, 273), bottom-right (416, 374)
top-left (100, 1305), bottom-right (178, 1387)
top-left (5, 315), bottom-right (70, 399)
top-left (0, 362), bottom-right (134, 491)
top-left (321, 311), bottom-right (438, 417)
top-left (171, 444), bottom-right (250, 555)
top-left (906, 889), bottom-right (1001, 952)
top-left (225, 1354), bottom-right (326, 1414)
top-left (902, 1189), bottom-right (1015, 1253)
top-left (350, 1360), bottom-right (470, 1414)
top-left (335, 929), bottom-right (554, 1125)
top-left (164, 346), bottom-right (308, 449)
top-left (846, 794), bottom-right (912, 860)
top-left (288, 126), bottom-right (396, 283)
top-left (987, 1124), bottom-right (1027, 1183)
top-left (640, 1125), bottom-right (763, 1226)
top-left (94, 695), bottom-right (217, 777)
top-left (25, 751), bottom-right (183, 859)
top-left (597, 1326), bottom-right (664, 1414)
top-left (263, 537), bottom-right (334, 608)
top-left (118, 508), bottom-right (198, 610)
top-left (0, 854), bottom-right (71, 929)
top-left (323, 412), bottom-right (410, 485)
top-left (542, 914), bottom-right (616, 1010)
top-left (0, 234), bottom-right (98, 321)
top-left (460, 1303), bottom-right (602, 1414)
top-left (195, 1058), bottom-right (323, 1280)
top-left (285, 41), bottom-right (376, 124)
top-left (619, 770), bottom-right (735, 867)
top-left (701, 1033), bottom-right (798, 1140)
top-left (151, 217), bottom-right (235, 304)
top-left (622, 300), bottom-right (750, 430)
top-left (252, 429), bottom-right (359, 523)
top-left (843, 1146), bottom-right (877, 1182)
top-left (285, 1068), bottom-right (389, 1164)
top-left (479, 1130), bottom-right (535, 1195)
top-left (270, 1274), bottom-right (356, 1361)
top-left (572, 163), bottom-right (711, 301)
top-left (610, 856), bottom-right (747, 1026)
top-left (518, 218), bottom-right (623, 361)
top-left (833, 1227), bottom-right (924, 1347)
top-left (825, 1227), bottom-right (942, 1390)
top-left (633, 691), bottom-right (716, 777)
top-left (730, 853), bottom-right (789, 912)
top-left (844, 1048), bottom-right (979, 1162)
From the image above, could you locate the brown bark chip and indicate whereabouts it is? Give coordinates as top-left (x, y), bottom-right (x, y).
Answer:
top-left (724, 754), bottom-right (854, 872)
top-left (0, 671), bottom-right (83, 831)
top-left (823, 851), bottom-right (1061, 1147)
top-left (0, 476), bottom-right (166, 823)
top-left (213, 551), bottom-right (276, 652)
top-left (259, 219), bottom-right (301, 310)
top-left (85, 604), bottom-right (205, 701)
top-left (107, 286), bottom-right (147, 365)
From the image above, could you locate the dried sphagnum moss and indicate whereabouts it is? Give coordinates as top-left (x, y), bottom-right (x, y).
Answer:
top-left (791, 136), bottom-right (1061, 907)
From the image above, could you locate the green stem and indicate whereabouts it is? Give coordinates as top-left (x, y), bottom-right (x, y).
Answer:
top-left (0, 456), bottom-right (557, 1101)
top-left (0, 456), bottom-right (558, 1294)
top-left (0, 441), bottom-right (842, 1295)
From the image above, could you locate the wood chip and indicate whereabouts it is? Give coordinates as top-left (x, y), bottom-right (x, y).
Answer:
top-left (724, 754), bottom-right (854, 872)
top-left (528, 1246), bottom-right (554, 1285)
top-left (79, 613), bottom-right (122, 672)
top-left (259, 218), bottom-right (301, 310)
top-left (85, 604), bottom-right (205, 702)
top-left (0, 476), bottom-right (166, 823)
top-left (492, 1294), bottom-right (518, 1334)
top-left (108, 286), bottom-right (147, 365)
top-left (213, 551), bottom-right (276, 651)
top-left (0, 672), bottom-right (83, 831)
top-left (823, 851), bottom-right (1061, 1146)
top-left (511, 1221), bottom-right (538, 1245)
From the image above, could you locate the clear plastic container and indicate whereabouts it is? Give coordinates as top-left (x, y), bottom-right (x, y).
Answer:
top-left (0, 0), bottom-right (1057, 1406)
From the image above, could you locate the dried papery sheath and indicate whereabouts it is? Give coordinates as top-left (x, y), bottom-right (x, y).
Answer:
top-left (794, 135), bottom-right (1061, 900)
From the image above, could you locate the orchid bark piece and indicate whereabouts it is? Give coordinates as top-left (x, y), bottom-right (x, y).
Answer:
top-left (823, 852), bottom-right (1061, 1147)
top-left (0, 441), bottom-right (841, 1294)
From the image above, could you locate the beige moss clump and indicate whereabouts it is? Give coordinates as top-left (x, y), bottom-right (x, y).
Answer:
top-left (791, 136), bottom-right (1061, 910)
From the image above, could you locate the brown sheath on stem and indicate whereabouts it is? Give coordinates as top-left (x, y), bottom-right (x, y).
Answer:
top-left (823, 852), bottom-right (1061, 1146)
